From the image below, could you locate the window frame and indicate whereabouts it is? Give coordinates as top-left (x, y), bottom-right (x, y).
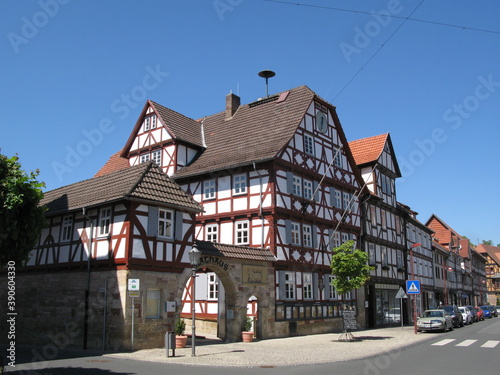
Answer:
top-left (208, 273), bottom-right (219, 300)
top-left (304, 133), bottom-right (314, 155)
top-left (302, 224), bottom-right (312, 247)
top-left (285, 271), bottom-right (295, 300)
top-left (292, 176), bottom-right (302, 196)
top-left (235, 221), bottom-right (249, 245)
top-left (61, 215), bottom-right (73, 242)
top-left (291, 222), bottom-right (301, 245)
top-left (233, 173), bottom-right (248, 195)
top-left (303, 179), bottom-right (313, 200)
top-left (158, 208), bottom-right (174, 239)
top-left (98, 207), bottom-right (112, 237)
top-left (203, 179), bottom-right (216, 200)
top-left (206, 224), bottom-right (218, 242)
top-left (303, 273), bottom-right (313, 300)
top-left (151, 149), bottom-right (161, 165)
top-left (140, 153), bottom-right (150, 164)
top-left (146, 289), bottom-right (161, 319)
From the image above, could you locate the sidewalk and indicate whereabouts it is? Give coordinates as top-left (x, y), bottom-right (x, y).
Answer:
top-left (105, 326), bottom-right (435, 368)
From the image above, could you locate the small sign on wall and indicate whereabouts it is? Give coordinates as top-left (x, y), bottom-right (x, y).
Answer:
top-left (227, 309), bottom-right (234, 320)
top-left (165, 301), bottom-right (176, 312)
top-left (243, 265), bottom-right (267, 285)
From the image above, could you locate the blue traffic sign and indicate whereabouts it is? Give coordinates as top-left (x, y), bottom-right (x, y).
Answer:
top-left (406, 280), bottom-right (421, 294)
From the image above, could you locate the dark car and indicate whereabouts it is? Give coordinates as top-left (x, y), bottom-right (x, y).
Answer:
top-left (443, 305), bottom-right (464, 327)
top-left (487, 305), bottom-right (498, 317)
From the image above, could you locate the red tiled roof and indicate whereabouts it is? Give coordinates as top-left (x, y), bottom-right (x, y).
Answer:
top-left (476, 244), bottom-right (500, 266)
top-left (94, 150), bottom-right (129, 177)
top-left (349, 133), bottom-right (388, 166)
top-left (195, 240), bottom-right (276, 262)
top-left (42, 161), bottom-right (203, 215)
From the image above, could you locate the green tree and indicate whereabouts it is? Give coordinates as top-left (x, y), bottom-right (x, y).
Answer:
top-left (482, 240), bottom-right (493, 246)
top-left (330, 240), bottom-right (373, 297)
top-left (0, 154), bottom-right (46, 266)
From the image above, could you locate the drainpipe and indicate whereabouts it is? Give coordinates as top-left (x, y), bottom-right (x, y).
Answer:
top-left (82, 207), bottom-right (94, 349)
top-left (253, 163), bottom-right (264, 248)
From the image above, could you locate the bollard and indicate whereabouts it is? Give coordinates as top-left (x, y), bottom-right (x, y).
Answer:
top-left (165, 331), bottom-right (175, 357)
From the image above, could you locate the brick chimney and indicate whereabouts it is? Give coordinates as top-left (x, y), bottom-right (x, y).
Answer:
top-left (225, 92), bottom-right (240, 120)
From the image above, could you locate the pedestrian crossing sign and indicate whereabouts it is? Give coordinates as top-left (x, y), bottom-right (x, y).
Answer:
top-left (406, 280), bottom-right (421, 294)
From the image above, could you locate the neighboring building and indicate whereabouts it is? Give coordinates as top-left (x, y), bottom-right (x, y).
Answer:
top-left (97, 85), bottom-right (367, 338)
top-left (459, 239), bottom-right (487, 306)
top-left (476, 244), bottom-right (500, 305)
top-left (349, 133), bottom-right (407, 327)
top-left (432, 239), bottom-right (450, 305)
top-left (399, 203), bottom-right (434, 314)
top-left (426, 214), bottom-right (464, 306)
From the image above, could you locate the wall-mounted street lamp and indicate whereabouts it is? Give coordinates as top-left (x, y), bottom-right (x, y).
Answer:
top-left (188, 244), bottom-right (201, 357)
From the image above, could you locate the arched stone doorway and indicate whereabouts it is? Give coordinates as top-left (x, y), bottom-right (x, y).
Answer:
top-left (177, 244), bottom-right (276, 342)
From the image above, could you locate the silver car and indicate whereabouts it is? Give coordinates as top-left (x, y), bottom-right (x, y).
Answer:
top-left (417, 309), bottom-right (453, 332)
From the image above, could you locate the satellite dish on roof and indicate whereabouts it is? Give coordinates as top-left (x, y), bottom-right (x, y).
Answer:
top-left (258, 70), bottom-right (276, 98)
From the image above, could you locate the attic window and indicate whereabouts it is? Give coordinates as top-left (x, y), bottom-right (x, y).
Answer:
top-left (144, 115), bottom-right (157, 132)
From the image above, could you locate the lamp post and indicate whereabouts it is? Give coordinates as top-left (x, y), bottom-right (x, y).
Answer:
top-left (188, 244), bottom-right (201, 357)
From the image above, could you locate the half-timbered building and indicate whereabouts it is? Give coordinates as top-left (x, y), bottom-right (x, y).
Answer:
top-left (98, 85), bottom-right (367, 338)
top-left (476, 244), bottom-right (499, 305)
top-left (11, 162), bottom-right (204, 350)
top-left (349, 133), bottom-right (408, 327)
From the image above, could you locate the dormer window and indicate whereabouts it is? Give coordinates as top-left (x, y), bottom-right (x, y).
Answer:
top-left (143, 115), bottom-right (157, 132)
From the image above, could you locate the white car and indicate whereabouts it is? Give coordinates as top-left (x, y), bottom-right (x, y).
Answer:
top-left (459, 306), bottom-right (473, 325)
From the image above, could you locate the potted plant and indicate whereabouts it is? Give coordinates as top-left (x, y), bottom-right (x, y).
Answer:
top-left (242, 316), bottom-right (254, 342)
top-left (175, 318), bottom-right (187, 348)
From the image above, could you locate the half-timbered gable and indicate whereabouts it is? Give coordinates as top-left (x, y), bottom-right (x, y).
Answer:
top-left (117, 100), bottom-right (204, 176)
top-left (476, 244), bottom-right (499, 305)
top-left (349, 133), bottom-right (409, 327)
top-left (28, 161), bottom-right (202, 271)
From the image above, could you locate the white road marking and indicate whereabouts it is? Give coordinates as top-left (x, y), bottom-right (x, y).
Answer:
top-left (481, 340), bottom-right (500, 348)
top-left (455, 339), bottom-right (477, 347)
top-left (432, 339), bottom-right (455, 346)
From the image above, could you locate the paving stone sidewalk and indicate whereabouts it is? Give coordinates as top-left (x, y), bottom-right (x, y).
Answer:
top-left (105, 326), bottom-right (435, 367)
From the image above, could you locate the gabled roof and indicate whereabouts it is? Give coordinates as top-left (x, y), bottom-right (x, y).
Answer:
top-left (476, 244), bottom-right (500, 266)
top-left (42, 161), bottom-right (203, 215)
top-left (120, 99), bottom-right (204, 158)
top-left (173, 85), bottom-right (318, 178)
top-left (195, 240), bottom-right (276, 262)
top-left (426, 214), bottom-right (462, 248)
top-left (349, 133), bottom-right (401, 177)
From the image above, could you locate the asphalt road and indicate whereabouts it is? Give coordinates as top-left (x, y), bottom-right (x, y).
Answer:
top-left (4, 318), bottom-right (500, 375)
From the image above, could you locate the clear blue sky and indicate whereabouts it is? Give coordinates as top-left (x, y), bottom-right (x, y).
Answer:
top-left (2, 0), bottom-right (499, 245)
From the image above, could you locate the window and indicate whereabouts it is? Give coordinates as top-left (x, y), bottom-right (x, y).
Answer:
top-left (370, 206), bottom-right (377, 226)
top-left (144, 117), bottom-right (150, 132)
top-left (140, 153), bottom-right (150, 163)
top-left (304, 134), bottom-right (314, 155)
top-left (151, 150), bottom-right (161, 165)
top-left (236, 221), bottom-right (249, 244)
top-left (334, 147), bottom-right (342, 168)
top-left (341, 233), bottom-right (349, 244)
top-left (303, 225), bottom-right (312, 247)
top-left (204, 179), bottom-right (216, 200)
top-left (303, 179), bottom-right (313, 200)
top-left (233, 174), bottom-right (247, 195)
top-left (381, 247), bottom-right (388, 267)
top-left (206, 224), bottom-right (218, 242)
top-left (303, 273), bottom-right (313, 300)
top-left (285, 272), bottom-right (295, 300)
top-left (327, 275), bottom-right (337, 300)
top-left (369, 243), bottom-right (376, 266)
top-left (98, 207), bottom-right (111, 236)
top-left (292, 176), bottom-right (302, 196)
top-left (151, 115), bottom-right (157, 129)
top-left (61, 215), bottom-right (73, 242)
top-left (342, 192), bottom-right (350, 210)
top-left (397, 251), bottom-right (404, 269)
top-left (334, 232), bottom-right (340, 248)
top-left (146, 290), bottom-right (160, 318)
top-left (158, 208), bottom-right (173, 238)
top-left (208, 273), bottom-right (218, 300)
top-left (291, 222), bottom-right (301, 245)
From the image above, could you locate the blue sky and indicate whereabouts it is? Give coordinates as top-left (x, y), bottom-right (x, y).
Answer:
top-left (2, 0), bottom-right (499, 245)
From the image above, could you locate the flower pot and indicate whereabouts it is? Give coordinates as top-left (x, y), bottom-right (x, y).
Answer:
top-left (242, 331), bottom-right (254, 342)
top-left (175, 335), bottom-right (188, 348)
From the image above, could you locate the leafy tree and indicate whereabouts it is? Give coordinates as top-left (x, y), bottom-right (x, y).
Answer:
top-left (482, 240), bottom-right (493, 246)
top-left (330, 240), bottom-right (373, 297)
top-left (0, 154), bottom-right (46, 266)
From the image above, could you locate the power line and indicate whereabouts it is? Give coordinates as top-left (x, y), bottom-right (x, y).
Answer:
top-left (263, 0), bottom-right (500, 36)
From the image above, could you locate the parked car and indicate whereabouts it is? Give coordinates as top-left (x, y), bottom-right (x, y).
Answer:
top-left (496, 306), bottom-right (500, 315)
top-left (487, 305), bottom-right (498, 317)
top-left (443, 305), bottom-right (464, 327)
top-left (459, 306), bottom-right (473, 324)
top-left (474, 307), bottom-right (485, 321)
top-left (466, 305), bottom-right (478, 322)
top-left (480, 306), bottom-right (492, 318)
top-left (417, 309), bottom-right (453, 332)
